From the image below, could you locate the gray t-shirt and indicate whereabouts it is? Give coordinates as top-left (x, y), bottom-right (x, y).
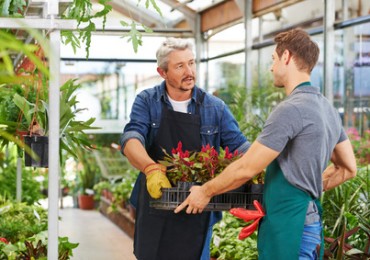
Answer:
top-left (257, 86), bottom-right (347, 199)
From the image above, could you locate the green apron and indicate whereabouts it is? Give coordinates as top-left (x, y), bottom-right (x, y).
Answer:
top-left (257, 160), bottom-right (324, 259)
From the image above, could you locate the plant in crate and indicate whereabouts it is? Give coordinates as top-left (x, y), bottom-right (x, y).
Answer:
top-left (159, 141), bottom-right (242, 186)
top-left (154, 142), bottom-right (264, 211)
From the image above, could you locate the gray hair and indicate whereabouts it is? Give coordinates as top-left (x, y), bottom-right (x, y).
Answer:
top-left (156, 37), bottom-right (194, 71)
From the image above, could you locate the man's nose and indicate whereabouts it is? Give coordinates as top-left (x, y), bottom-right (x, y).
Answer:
top-left (184, 64), bottom-right (193, 74)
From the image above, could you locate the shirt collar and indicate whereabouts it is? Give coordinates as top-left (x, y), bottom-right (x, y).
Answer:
top-left (159, 80), bottom-right (200, 104)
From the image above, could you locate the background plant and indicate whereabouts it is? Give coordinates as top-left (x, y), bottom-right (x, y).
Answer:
top-left (321, 165), bottom-right (370, 258)
top-left (210, 212), bottom-right (258, 260)
top-left (0, 199), bottom-right (47, 243)
top-left (346, 128), bottom-right (370, 166)
top-left (0, 199), bottom-right (78, 259)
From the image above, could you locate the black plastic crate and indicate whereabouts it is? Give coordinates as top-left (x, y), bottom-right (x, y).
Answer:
top-left (150, 182), bottom-right (263, 211)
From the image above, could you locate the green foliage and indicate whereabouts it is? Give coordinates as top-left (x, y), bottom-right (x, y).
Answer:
top-left (4, 78), bottom-right (99, 164)
top-left (108, 169), bottom-right (138, 212)
top-left (0, 201), bottom-right (47, 243)
top-left (58, 79), bottom-right (99, 160)
top-left (142, 0), bottom-right (162, 16)
top-left (93, 180), bottom-right (111, 200)
top-left (120, 20), bottom-right (153, 53)
top-left (93, 152), bottom-right (138, 212)
top-left (0, 0), bottom-right (26, 17)
top-left (211, 212), bottom-right (258, 260)
top-left (76, 149), bottom-right (101, 194)
top-left (0, 153), bottom-right (44, 205)
top-left (61, 0), bottom-right (112, 58)
top-left (0, 230), bottom-right (78, 260)
top-left (216, 64), bottom-right (284, 143)
top-left (0, 30), bottom-right (49, 78)
top-left (322, 166), bottom-right (370, 257)
top-left (61, 0), bottom-right (159, 56)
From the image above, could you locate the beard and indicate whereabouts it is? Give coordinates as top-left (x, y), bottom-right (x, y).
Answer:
top-left (178, 76), bottom-right (195, 91)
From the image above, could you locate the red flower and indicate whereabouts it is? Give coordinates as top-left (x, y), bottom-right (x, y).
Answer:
top-left (0, 237), bottom-right (8, 244)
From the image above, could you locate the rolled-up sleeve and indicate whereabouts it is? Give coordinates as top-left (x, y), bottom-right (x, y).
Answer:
top-left (120, 92), bottom-right (150, 153)
top-left (120, 130), bottom-right (145, 151)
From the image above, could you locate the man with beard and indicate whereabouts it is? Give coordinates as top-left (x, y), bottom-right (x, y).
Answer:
top-left (120, 37), bottom-right (250, 260)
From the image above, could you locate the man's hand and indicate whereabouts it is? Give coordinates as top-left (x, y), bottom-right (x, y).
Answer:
top-left (144, 163), bottom-right (171, 199)
top-left (174, 185), bottom-right (211, 214)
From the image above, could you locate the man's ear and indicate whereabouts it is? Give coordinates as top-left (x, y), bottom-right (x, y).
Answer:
top-left (157, 67), bottom-right (166, 79)
top-left (283, 49), bottom-right (292, 65)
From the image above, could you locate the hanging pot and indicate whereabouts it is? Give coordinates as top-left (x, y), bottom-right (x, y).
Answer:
top-left (24, 135), bottom-right (48, 168)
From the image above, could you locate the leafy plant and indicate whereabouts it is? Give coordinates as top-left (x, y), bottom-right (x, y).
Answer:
top-left (210, 212), bottom-right (258, 260)
top-left (0, 200), bottom-right (47, 244)
top-left (93, 180), bottom-right (111, 201)
top-left (0, 231), bottom-right (78, 260)
top-left (58, 79), bottom-right (99, 159)
top-left (62, 0), bottom-right (112, 58)
top-left (0, 149), bottom-right (45, 205)
top-left (322, 165), bottom-right (370, 258)
top-left (94, 168), bottom-right (138, 213)
top-left (75, 146), bottom-right (101, 195)
top-left (61, 0), bottom-right (160, 56)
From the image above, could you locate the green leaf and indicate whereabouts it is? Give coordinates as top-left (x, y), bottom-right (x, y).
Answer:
top-left (145, 0), bottom-right (162, 16)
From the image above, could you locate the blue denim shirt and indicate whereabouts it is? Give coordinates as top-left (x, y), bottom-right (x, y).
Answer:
top-left (120, 81), bottom-right (250, 153)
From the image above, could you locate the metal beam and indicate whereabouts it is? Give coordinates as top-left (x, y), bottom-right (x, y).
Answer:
top-left (245, 0), bottom-right (253, 90)
top-left (200, 0), bottom-right (243, 32)
top-left (159, 0), bottom-right (196, 31)
top-left (108, 0), bottom-right (168, 28)
top-left (0, 17), bottom-right (77, 30)
top-left (323, 0), bottom-right (335, 104)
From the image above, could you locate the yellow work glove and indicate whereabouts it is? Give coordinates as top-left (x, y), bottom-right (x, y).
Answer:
top-left (144, 163), bottom-right (171, 199)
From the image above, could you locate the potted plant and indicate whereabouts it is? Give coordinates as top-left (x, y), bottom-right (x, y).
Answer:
top-left (76, 146), bottom-right (101, 210)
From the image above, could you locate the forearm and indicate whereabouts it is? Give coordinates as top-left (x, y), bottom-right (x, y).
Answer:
top-left (204, 140), bottom-right (278, 197)
top-left (323, 139), bottom-right (357, 191)
top-left (123, 139), bottom-right (154, 173)
top-left (322, 164), bottom-right (355, 191)
top-left (203, 158), bottom-right (255, 197)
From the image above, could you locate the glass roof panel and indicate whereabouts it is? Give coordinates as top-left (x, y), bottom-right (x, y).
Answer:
top-left (182, 0), bottom-right (225, 12)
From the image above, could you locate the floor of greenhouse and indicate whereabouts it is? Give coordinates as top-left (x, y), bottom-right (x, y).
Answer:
top-left (52, 197), bottom-right (136, 260)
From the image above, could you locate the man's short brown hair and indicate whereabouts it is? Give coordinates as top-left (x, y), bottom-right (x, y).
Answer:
top-left (274, 28), bottom-right (319, 73)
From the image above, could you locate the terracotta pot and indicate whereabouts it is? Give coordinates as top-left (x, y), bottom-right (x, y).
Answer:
top-left (78, 194), bottom-right (95, 210)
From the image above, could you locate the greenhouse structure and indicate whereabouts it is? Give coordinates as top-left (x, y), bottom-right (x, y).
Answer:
top-left (0, 0), bottom-right (369, 259)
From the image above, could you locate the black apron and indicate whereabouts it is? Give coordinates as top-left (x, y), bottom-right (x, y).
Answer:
top-left (134, 92), bottom-right (210, 260)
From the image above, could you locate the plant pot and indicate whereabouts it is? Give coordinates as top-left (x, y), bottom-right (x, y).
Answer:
top-left (78, 194), bottom-right (95, 210)
top-left (24, 135), bottom-right (48, 168)
top-left (246, 183), bottom-right (264, 209)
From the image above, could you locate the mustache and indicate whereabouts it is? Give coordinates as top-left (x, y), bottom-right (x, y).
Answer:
top-left (182, 76), bottom-right (194, 81)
